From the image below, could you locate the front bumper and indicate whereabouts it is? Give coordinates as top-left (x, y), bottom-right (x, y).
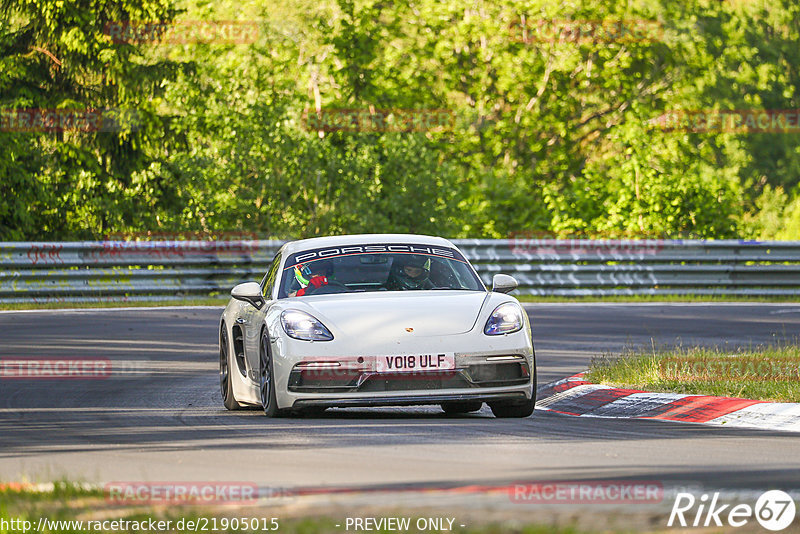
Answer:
top-left (292, 390), bottom-right (528, 409)
top-left (287, 358), bottom-right (531, 393)
top-left (270, 317), bottom-right (535, 410)
top-left (282, 354), bottom-right (535, 410)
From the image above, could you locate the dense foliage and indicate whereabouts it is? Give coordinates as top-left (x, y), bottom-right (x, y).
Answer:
top-left (1, 0), bottom-right (799, 240)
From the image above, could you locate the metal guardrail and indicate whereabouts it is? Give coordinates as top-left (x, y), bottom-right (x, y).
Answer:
top-left (1, 239), bottom-right (799, 303)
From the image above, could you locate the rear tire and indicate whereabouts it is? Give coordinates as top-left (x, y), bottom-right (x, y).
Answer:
top-left (298, 407), bottom-right (328, 417)
top-left (220, 327), bottom-right (242, 411)
top-left (489, 397), bottom-right (535, 418)
top-left (260, 329), bottom-right (286, 417)
top-left (441, 401), bottom-right (483, 414)
top-left (489, 354), bottom-right (537, 418)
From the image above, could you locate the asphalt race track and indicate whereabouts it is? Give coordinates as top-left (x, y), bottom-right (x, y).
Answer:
top-left (1, 304), bottom-right (800, 494)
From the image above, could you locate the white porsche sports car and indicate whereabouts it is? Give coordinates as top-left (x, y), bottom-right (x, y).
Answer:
top-left (219, 234), bottom-right (536, 417)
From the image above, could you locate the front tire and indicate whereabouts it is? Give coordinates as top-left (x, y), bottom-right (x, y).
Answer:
top-left (489, 356), bottom-right (537, 418)
top-left (259, 329), bottom-right (285, 417)
top-left (220, 327), bottom-right (242, 411)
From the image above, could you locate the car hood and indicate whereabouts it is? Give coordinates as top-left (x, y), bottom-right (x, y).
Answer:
top-left (302, 291), bottom-right (491, 337)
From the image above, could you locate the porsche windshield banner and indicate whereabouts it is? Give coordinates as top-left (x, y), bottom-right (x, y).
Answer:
top-left (285, 243), bottom-right (466, 268)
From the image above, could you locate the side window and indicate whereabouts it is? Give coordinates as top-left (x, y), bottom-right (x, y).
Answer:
top-left (261, 253), bottom-right (282, 299)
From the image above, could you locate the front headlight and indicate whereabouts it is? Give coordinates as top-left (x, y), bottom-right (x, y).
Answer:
top-left (281, 310), bottom-right (334, 341)
top-left (484, 302), bottom-right (524, 335)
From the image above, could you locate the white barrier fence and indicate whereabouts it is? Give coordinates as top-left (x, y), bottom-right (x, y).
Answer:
top-left (1, 239), bottom-right (799, 302)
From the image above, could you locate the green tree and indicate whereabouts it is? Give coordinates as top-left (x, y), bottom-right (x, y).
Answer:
top-left (0, 0), bottom-right (182, 239)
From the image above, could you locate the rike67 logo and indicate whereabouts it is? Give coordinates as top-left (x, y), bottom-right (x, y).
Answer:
top-left (668, 490), bottom-right (796, 531)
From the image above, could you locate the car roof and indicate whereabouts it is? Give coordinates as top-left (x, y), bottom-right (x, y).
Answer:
top-left (279, 234), bottom-right (457, 256)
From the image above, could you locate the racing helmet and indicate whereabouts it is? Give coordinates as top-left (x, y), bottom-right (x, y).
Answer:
top-left (392, 254), bottom-right (430, 289)
top-left (294, 259), bottom-right (333, 287)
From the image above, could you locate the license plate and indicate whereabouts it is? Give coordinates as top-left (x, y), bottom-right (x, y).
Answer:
top-left (377, 353), bottom-right (456, 373)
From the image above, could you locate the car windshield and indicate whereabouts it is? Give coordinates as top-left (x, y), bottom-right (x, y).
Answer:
top-left (277, 243), bottom-right (484, 298)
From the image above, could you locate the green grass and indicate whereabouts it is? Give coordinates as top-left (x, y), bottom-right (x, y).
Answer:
top-left (0, 483), bottom-right (590, 534)
top-left (587, 344), bottom-right (800, 402)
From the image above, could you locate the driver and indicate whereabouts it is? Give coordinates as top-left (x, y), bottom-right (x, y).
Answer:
top-left (387, 254), bottom-right (434, 290)
top-left (290, 259), bottom-right (333, 297)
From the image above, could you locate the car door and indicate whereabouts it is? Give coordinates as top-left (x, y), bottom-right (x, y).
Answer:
top-left (242, 251), bottom-right (282, 381)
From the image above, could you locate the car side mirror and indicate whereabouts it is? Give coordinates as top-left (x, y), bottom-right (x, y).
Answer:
top-left (491, 274), bottom-right (518, 294)
top-left (231, 282), bottom-right (265, 310)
